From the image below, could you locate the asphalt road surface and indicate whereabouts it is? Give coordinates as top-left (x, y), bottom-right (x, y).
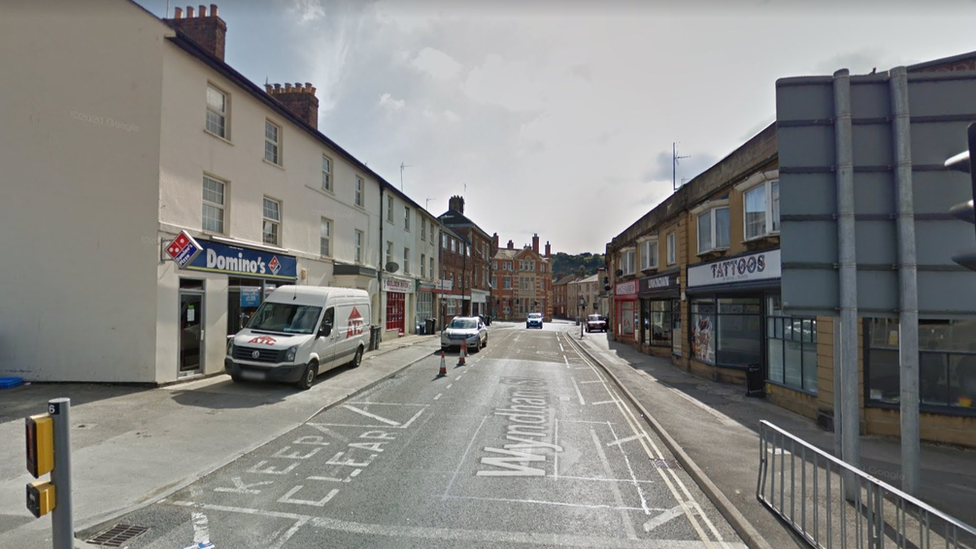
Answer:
top-left (88, 322), bottom-right (746, 548)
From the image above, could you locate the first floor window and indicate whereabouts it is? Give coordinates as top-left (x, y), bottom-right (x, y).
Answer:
top-left (262, 197), bottom-right (281, 245)
top-left (404, 247), bottom-right (410, 274)
top-left (867, 318), bottom-right (976, 411)
top-left (320, 218), bottom-right (332, 256)
top-left (421, 254), bottom-right (426, 277)
top-left (503, 277), bottom-right (512, 289)
top-left (640, 240), bottom-right (658, 270)
top-left (766, 295), bottom-right (817, 393)
top-left (744, 179), bottom-right (780, 240)
top-left (697, 207), bottom-right (730, 254)
top-left (386, 241), bottom-right (393, 266)
top-left (206, 84), bottom-right (227, 138)
top-left (202, 175), bottom-right (225, 233)
top-left (667, 232), bottom-right (676, 265)
top-left (430, 257), bottom-right (434, 278)
top-left (620, 250), bottom-right (636, 275)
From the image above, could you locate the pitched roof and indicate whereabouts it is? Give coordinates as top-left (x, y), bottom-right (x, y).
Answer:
top-left (554, 274), bottom-right (579, 286)
top-left (438, 209), bottom-right (491, 240)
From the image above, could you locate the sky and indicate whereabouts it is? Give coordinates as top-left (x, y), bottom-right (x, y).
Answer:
top-left (140, 0), bottom-right (976, 254)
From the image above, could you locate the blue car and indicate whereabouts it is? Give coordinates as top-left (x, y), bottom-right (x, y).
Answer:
top-left (526, 313), bottom-right (543, 329)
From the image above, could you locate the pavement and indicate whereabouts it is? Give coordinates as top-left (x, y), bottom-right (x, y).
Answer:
top-left (1, 323), bottom-right (974, 549)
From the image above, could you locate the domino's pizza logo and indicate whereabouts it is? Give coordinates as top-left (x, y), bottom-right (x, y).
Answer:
top-left (166, 230), bottom-right (203, 268)
top-left (269, 256), bottom-right (281, 275)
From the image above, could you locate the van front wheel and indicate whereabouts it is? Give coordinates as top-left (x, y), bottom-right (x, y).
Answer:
top-left (297, 361), bottom-right (317, 390)
top-left (349, 346), bottom-right (363, 368)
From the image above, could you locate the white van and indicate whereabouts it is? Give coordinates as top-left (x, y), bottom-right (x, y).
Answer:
top-left (225, 286), bottom-right (371, 389)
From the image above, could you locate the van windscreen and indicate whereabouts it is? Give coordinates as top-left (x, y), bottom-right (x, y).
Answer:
top-left (246, 302), bottom-right (323, 334)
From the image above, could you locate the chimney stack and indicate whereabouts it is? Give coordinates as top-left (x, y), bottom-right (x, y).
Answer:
top-left (449, 195), bottom-right (465, 214)
top-left (266, 81), bottom-right (320, 129)
top-left (507, 240), bottom-right (514, 250)
top-left (532, 234), bottom-right (540, 254)
top-left (545, 241), bottom-right (551, 258)
top-left (164, 4), bottom-right (228, 61)
top-left (492, 233), bottom-right (499, 251)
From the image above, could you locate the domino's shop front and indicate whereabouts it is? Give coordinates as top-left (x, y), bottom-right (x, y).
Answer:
top-left (162, 233), bottom-right (297, 381)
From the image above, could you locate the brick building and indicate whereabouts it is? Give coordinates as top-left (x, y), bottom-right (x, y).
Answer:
top-left (491, 235), bottom-right (553, 321)
top-left (437, 196), bottom-right (493, 320)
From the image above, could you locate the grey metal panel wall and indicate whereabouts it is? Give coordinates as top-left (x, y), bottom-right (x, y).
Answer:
top-left (778, 70), bottom-right (976, 318)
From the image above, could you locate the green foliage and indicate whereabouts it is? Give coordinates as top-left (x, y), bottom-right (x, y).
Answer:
top-left (550, 252), bottom-right (606, 280)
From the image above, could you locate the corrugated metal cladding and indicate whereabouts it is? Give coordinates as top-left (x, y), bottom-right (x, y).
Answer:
top-left (777, 70), bottom-right (976, 318)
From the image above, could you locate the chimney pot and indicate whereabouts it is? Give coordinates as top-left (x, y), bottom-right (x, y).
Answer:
top-left (294, 82), bottom-right (302, 90)
top-left (284, 83), bottom-right (293, 92)
top-left (309, 86), bottom-right (316, 95)
top-left (305, 82), bottom-right (313, 92)
top-left (274, 83), bottom-right (281, 92)
top-left (199, 5), bottom-right (206, 17)
top-left (210, 4), bottom-right (218, 17)
top-left (174, 6), bottom-right (183, 18)
top-left (265, 84), bottom-right (272, 93)
top-left (186, 6), bottom-right (194, 17)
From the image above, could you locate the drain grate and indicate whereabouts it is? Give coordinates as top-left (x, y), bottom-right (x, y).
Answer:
top-left (87, 524), bottom-right (150, 547)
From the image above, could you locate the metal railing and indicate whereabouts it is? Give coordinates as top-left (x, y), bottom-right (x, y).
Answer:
top-left (757, 420), bottom-right (976, 549)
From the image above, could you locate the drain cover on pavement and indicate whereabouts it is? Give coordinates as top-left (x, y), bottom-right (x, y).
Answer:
top-left (87, 524), bottom-right (150, 547)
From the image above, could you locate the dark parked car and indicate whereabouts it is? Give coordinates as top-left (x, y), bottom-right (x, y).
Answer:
top-left (586, 314), bottom-right (608, 333)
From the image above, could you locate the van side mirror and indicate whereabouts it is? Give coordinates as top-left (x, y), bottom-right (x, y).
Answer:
top-left (319, 324), bottom-right (332, 338)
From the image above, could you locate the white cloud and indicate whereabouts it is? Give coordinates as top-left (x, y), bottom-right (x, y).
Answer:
top-left (410, 47), bottom-right (463, 80)
top-left (290, 0), bottom-right (325, 23)
top-left (378, 93), bottom-right (406, 112)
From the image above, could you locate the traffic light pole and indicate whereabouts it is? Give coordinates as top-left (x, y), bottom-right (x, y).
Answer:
top-left (49, 398), bottom-right (73, 549)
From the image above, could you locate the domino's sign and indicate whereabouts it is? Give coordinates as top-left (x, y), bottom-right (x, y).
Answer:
top-left (183, 239), bottom-right (298, 280)
top-left (165, 230), bottom-right (203, 268)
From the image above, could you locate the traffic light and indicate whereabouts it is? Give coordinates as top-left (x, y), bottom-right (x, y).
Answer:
top-left (25, 414), bottom-right (54, 478)
top-left (944, 123), bottom-right (976, 271)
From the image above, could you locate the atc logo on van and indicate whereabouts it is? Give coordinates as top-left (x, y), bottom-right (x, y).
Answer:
top-left (248, 335), bottom-right (277, 345)
top-left (269, 256), bottom-right (281, 275)
top-left (346, 307), bottom-right (364, 339)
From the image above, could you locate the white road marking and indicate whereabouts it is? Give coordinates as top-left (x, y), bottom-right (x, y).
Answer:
top-left (554, 475), bottom-right (656, 484)
top-left (271, 518), bottom-right (309, 549)
top-left (191, 512), bottom-right (210, 543)
top-left (400, 409), bottom-right (426, 429)
top-left (571, 377), bottom-right (586, 405)
top-left (590, 428), bottom-right (639, 539)
top-left (277, 485), bottom-right (340, 507)
top-left (342, 405), bottom-right (400, 426)
top-left (440, 494), bottom-right (657, 512)
top-left (443, 415), bottom-right (489, 500)
top-left (606, 434), bottom-right (647, 447)
top-left (643, 504), bottom-right (698, 532)
top-left (591, 399), bottom-right (620, 405)
top-left (434, 393), bottom-right (442, 401)
top-left (603, 421), bottom-right (651, 517)
top-left (446, 384), bottom-right (453, 389)
top-left (172, 496), bottom-right (746, 549)
top-left (564, 356), bottom-right (570, 368)
top-left (579, 380), bottom-right (606, 384)
top-left (214, 477), bottom-right (273, 494)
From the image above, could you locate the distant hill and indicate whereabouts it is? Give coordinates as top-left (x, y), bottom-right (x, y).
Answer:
top-left (550, 252), bottom-right (606, 280)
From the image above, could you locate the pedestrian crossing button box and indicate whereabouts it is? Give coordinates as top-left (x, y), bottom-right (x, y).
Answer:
top-left (25, 414), bottom-right (54, 478)
top-left (26, 481), bottom-right (55, 518)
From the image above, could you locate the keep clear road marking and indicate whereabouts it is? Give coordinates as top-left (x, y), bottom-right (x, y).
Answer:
top-left (644, 504), bottom-right (700, 533)
top-left (343, 405), bottom-right (400, 426)
top-left (169, 500), bottom-right (747, 549)
top-left (589, 428), bottom-right (638, 540)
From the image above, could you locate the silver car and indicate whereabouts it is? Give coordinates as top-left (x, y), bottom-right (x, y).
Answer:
top-left (440, 316), bottom-right (488, 352)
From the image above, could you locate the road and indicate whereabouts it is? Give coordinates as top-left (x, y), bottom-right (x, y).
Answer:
top-left (84, 322), bottom-right (746, 548)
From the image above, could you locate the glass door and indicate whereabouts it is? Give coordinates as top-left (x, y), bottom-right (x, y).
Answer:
top-left (179, 291), bottom-right (204, 373)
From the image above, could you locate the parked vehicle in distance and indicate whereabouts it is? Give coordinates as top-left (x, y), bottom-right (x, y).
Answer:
top-left (441, 316), bottom-right (488, 352)
top-left (526, 312), bottom-right (543, 329)
top-left (586, 314), bottom-right (608, 333)
top-left (225, 286), bottom-right (370, 390)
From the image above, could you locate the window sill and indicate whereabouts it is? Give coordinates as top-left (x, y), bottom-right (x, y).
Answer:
top-left (697, 247), bottom-right (729, 260)
top-left (641, 266), bottom-right (660, 274)
top-left (742, 234), bottom-right (780, 249)
top-left (263, 158), bottom-right (285, 171)
top-left (204, 129), bottom-right (233, 145)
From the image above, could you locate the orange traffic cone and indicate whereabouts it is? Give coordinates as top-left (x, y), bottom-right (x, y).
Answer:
top-left (438, 351), bottom-right (447, 377)
top-left (457, 344), bottom-right (466, 366)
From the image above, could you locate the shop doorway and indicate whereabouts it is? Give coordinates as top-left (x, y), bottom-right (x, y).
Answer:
top-left (179, 286), bottom-right (205, 374)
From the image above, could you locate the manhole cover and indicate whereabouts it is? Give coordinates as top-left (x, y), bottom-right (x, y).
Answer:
top-left (87, 524), bottom-right (150, 547)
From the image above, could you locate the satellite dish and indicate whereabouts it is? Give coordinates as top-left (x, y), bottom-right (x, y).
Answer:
top-left (615, 269), bottom-right (623, 277)
top-left (385, 262), bottom-right (399, 273)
